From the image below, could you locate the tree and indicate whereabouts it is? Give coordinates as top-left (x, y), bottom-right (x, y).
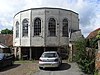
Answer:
top-left (1, 28), bottom-right (13, 34)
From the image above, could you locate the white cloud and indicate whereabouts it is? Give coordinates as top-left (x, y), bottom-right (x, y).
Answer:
top-left (0, 0), bottom-right (99, 37)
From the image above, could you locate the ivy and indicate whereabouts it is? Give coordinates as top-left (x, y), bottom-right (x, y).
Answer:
top-left (74, 39), bottom-right (95, 74)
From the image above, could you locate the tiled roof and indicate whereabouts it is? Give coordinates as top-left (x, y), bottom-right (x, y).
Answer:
top-left (0, 34), bottom-right (13, 47)
top-left (87, 28), bottom-right (100, 39)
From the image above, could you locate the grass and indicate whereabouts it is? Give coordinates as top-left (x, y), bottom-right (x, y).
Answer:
top-left (15, 60), bottom-right (33, 64)
top-left (14, 59), bottom-right (38, 64)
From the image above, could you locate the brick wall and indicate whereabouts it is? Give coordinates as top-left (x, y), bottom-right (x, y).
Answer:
top-left (96, 52), bottom-right (100, 70)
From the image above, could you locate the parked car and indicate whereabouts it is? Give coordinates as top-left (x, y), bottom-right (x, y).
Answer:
top-left (0, 53), bottom-right (15, 69)
top-left (39, 51), bottom-right (62, 69)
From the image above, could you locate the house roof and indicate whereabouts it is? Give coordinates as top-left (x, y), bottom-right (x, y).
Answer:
top-left (14, 7), bottom-right (78, 18)
top-left (86, 28), bottom-right (100, 39)
top-left (0, 34), bottom-right (13, 47)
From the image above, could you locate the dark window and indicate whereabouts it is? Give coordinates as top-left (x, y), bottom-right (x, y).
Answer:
top-left (62, 18), bottom-right (68, 37)
top-left (22, 19), bottom-right (29, 37)
top-left (34, 18), bottom-right (41, 36)
top-left (16, 21), bottom-right (19, 38)
top-left (48, 18), bottom-right (56, 36)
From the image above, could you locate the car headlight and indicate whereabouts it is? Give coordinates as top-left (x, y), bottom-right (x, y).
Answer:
top-left (54, 59), bottom-right (58, 62)
top-left (39, 59), bottom-right (43, 62)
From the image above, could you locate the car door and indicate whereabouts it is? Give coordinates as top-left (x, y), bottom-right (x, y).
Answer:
top-left (3, 55), bottom-right (8, 67)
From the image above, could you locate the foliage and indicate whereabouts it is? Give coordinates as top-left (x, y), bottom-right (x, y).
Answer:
top-left (75, 39), bottom-right (95, 74)
top-left (86, 38), bottom-right (98, 49)
top-left (96, 30), bottom-right (100, 39)
top-left (94, 70), bottom-right (98, 75)
top-left (1, 28), bottom-right (13, 34)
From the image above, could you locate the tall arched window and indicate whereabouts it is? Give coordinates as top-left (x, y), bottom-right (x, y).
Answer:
top-left (16, 21), bottom-right (19, 38)
top-left (34, 18), bottom-right (41, 36)
top-left (62, 18), bottom-right (68, 37)
top-left (48, 18), bottom-right (56, 36)
top-left (22, 18), bottom-right (29, 37)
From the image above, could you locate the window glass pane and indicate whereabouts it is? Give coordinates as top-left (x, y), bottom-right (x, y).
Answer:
top-left (16, 21), bottom-right (19, 38)
top-left (48, 18), bottom-right (56, 36)
top-left (22, 19), bottom-right (29, 37)
top-left (62, 19), bottom-right (68, 37)
top-left (34, 18), bottom-right (41, 36)
top-left (42, 53), bottom-right (57, 58)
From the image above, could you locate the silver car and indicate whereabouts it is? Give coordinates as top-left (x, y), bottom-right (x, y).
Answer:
top-left (39, 51), bottom-right (62, 69)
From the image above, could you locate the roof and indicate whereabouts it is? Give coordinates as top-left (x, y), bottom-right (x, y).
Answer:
top-left (0, 34), bottom-right (13, 47)
top-left (86, 28), bottom-right (100, 39)
top-left (14, 7), bottom-right (78, 17)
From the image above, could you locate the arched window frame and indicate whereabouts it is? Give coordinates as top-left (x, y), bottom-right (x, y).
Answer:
top-left (62, 18), bottom-right (68, 37)
top-left (22, 18), bottom-right (29, 37)
top-left (34, 17), bottom-right (41, 36)
top-left (48, 18), bottom-right (56, 36)
top-left (16, 21), bottom-right (19, 38)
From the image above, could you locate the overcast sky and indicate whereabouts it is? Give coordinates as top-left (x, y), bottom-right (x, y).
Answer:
top-left (0, 0), bottom-right (100, 37)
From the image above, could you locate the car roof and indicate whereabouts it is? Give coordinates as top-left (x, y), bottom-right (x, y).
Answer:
top-left (43, 51), bottom-right (57, 53)
top-left (0, 53), bottom-right (4, 56)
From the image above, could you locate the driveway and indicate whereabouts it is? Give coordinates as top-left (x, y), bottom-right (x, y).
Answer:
top-left (33, 60), bottom-right (86, 75)
top-left (0, 61), bottom-right (38, 75)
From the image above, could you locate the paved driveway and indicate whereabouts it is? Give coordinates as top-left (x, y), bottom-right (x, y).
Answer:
top-left (33, 61), bottom-right (86, 75)
top-left (0, 61), bottom-right (38, 75)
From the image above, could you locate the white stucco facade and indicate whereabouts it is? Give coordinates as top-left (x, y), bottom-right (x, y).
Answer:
top-left (13, 7), bottom-right (79, 47)
top-left (13, 7), bottom-right (81, 59)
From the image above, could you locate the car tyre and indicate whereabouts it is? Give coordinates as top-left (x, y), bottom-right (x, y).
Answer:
top-left (10, 61), bottom-right (14, 66)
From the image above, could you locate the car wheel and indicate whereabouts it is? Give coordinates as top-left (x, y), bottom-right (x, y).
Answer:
top-left (10, 61), bottom-right (14, 66)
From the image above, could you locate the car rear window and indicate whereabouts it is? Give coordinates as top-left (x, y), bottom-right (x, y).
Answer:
top-left (42, 53), bottom-right (57, 58)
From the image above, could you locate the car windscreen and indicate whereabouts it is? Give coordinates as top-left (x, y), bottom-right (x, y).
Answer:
top-left (0, 53), bottom-right (4, 60)
top-left (42, 53), bottom-right (57, 58)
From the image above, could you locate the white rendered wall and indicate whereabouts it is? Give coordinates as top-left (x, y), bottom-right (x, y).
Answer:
top-left (20, 10), bottom-right (31, 46)
top-left (13, 8), bottom-right (79, 47)
top-left (31, 9), bottom-right (45, 46)
top-left (13, 13), bottom-right (21, 46)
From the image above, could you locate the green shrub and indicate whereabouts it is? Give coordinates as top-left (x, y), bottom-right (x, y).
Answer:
top-left (75, 39), bottom-right (95, 74)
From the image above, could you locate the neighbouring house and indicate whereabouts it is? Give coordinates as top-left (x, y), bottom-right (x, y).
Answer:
top-left (0, 34), bottom-right (13, 53)
top-left (87, 28), bottom-right (100, 39)
top-left (13, 7), bottom-right (83, 60)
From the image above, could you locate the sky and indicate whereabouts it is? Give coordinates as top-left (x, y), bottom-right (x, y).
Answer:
top-left (0, 0), bottom-right (100, 37)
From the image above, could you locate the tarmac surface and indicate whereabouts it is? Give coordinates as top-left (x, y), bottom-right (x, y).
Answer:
top-left (33, 60), bottom-right (86, 75)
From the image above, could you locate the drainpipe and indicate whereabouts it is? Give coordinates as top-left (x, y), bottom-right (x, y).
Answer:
top-left (44, 9), bottom-right (46, 52)
top-left (29, 10), bottom-right (32, 60)
top-left (18, 47), bottom-right (21, 59)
